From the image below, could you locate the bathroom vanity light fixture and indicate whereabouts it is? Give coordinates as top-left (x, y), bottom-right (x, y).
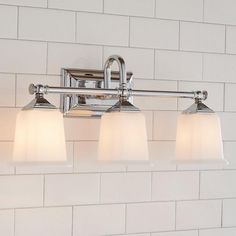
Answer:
top-left (13, 55), bottom-right (226, 163)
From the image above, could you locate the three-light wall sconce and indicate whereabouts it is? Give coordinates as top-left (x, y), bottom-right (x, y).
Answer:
top-left (13, 55), bottom-right (226, 164)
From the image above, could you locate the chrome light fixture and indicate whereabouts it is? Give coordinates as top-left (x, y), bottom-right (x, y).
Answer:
top-left (175, 96), bottom-right (226, 163)
top-left (13, 85), bottom-right (67, 163)
top-left (13, 54), bottom-right (225, 164)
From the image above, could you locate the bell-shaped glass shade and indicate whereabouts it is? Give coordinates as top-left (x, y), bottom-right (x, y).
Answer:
top-left (175, 112), bottom-right (224, 162)
top-left (98, 111), bottom-right (149, 161)
top-left (13, 109), bottom-right (67, 162)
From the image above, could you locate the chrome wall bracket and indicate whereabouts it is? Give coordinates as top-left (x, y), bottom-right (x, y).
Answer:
top-left (61, 68), bottom-right (133, 117)
top-left (28, 55), bottom-right (208, 118)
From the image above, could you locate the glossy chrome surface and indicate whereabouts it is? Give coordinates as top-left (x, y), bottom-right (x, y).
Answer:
top-left (28, 55), bottom-right (209, 117)
top-left (23, 91), bottom-right (56, 110)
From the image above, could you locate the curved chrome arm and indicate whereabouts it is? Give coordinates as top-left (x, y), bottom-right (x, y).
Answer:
top-left (103, 55), bottom-right (127, 97)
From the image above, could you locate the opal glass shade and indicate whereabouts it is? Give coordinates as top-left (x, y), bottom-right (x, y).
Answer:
top-left (175, 112), bottom-right (224, 162)
top-left (98, 111), bottom-right (149, 161)
top-left (13, 109), bottom-right (67, 162)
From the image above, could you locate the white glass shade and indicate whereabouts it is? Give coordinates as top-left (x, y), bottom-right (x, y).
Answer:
top-left (175, 112), bottom-right (224, 162)
top-left (98, 112), bottom-right (149, 161)
top-left (13, 109), bottom-right (67, 162)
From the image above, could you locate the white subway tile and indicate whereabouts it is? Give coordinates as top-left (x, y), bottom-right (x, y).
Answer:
top-left (104, 0), bottom-right (155, 17)
top-left (48, 0), bottom-right (103, 12)
top-left (0, 39), bottom-right (47, 74)
top-left (178, 81), bottom-right (224, 112)
top-left (73, 204), bottom-right (125, 235)
top-left (203, 54), bottom-right (236, 83)
top-left (74, 141), bottom-right (126, 173)
top-left (45, 173), bottom-right (100, 206)
top-left (200, 170), bottom-right (236, 199)
top-left (180, 22), bottom-right (225, 53)
top-left (0, 0), bottom-right (47, 7)
top-left (0, 210), bottom-right (14, 236)
top-left (101, 172), bottom-right (151, 203)
top-left (0, 108), bottom-right (18, 141)
top-left (153, 231), bottom-right (198, 236)
top-left (152, 171), bottom-right (199, 201)
top-left (223, 199), bottom-right (236, 227)
top-left (47, 43), bottom-right (102, 74)
top-left (130, 17), bottom-right (179, 50)
top-left (200, 227), bottom-right (236, 236)
top-left (149, 141), bottom-right (175, 161)
top-left (153, 111), bottom-right (178, 140)
top-left (77, 12), bottom-right (129, 46)
top-left (16, 74), bottom-right (60, 108)
top-left (104, 47), bottom-right (154, 79)
top-left (15, 207), bottom-right (72, 236)
top-left (176, 200), bottom-right (221, 230)
top-left (0, 175), bottom-right (43, 209)
top-left (0, 74), bottom-right (15, 107)
top-left (220, 112), bottom-right (236, 141)
top-left (133, 79), bottom-right (177, 110)
top-left (156, 50), bottom-right (203, 81)
top-left (224, 142), bottom-right (236, 169)
top-left (15, 142), bottom-right (74, 174)
top-left (225, 83), bottom-right (236, 111)
top-left (204, 0), bottom-right (236, 25)
top-left (0, 5), bottom-right (17, 38)
top-left (156, 0), bottom-right (203, 21)
top-left (64, 116), bottom-right (100, 141)
top-left (19, 7), bottom-right (75, 42)
top-left (126, 202), bottom-right (175, 233)
top-left (226, 26), bottom-right (236, 54)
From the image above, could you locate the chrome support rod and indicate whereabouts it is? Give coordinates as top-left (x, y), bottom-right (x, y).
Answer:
top-left (29, 84), bottom-right (208, 100)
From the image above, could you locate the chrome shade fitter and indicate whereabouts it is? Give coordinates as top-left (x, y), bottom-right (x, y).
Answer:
top-left (13, 55), bottom-right (226, 163)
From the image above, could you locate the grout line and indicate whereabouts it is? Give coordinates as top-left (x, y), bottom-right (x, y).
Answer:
top-left (152, 111), bottom-right (155, 140)
top-left (0, 3), bottom-right (234, 27)
top-left (102, 0), bottom-right (105, 13)
top-left (43, 175), bottom-right (46, 206)
top-left (71, 206), bottom-right (74, 236)
top-left (74, 12), bottom-right (77, 42)
top-left (128, 16), bottom-right (131, 47)
top-left (225, 25), bottom-right (227, 53)
top-left (99, 173), bottom-right (102, 203)
top-left (153, 49), bottom-right (156, 79)
top-left (154, 0), bottom-right (157, 17)
top-left (13, 208), bottom-right (16, 236)
top-left (16, 6), bottom-right (19, 39)
top-left (176, 80), bottom-right (179, 110)
top-left (223, 83), bottom-right (226, 112)
top-left (1, 36), bottom-right (236, 57)
top-left (201, 53), bottom-right (204, 81)
top-left (175, 201), bottom-right (177, 230)
top-left (0, 198), bottom-right (234, 211)
top-left (14, 74), bottom-right (17, 107)
top-left (198, 171), bottom-right (201, 199)
top-left (150, 171), bottom-right (153, 201)
top-left (221, 200), bottom-right (224, 227)
top-left (202, 0), bottom-right (205, 22)
top-left (45, 42), bottom-right (49, 74)
top-left (178, 21), bottom-right (181, 50)
top-left (124, 204), bottom-right (127, 234)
